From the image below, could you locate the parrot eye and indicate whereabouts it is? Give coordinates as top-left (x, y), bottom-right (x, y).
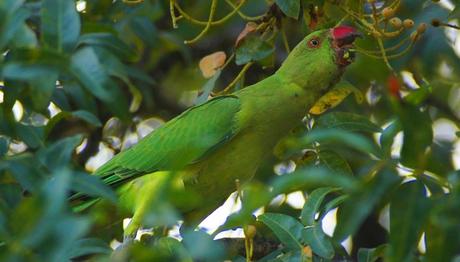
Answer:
top-left (308, 37), bottom-right (321, 48)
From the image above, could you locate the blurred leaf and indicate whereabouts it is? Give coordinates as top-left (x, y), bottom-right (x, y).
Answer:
top-left (236, 35), bottom-right (274, 65)
top-left (358, 244), bottom-right (387, 262)
top-left (275, 0), bottom-right (301, 19)
top-left (0, 1), bottom-right (29, 50)
top-left (10, 24), bottom-right (37, 48)
top-left (317, 150), bottom-right (354, 176)
top-left (182, 229), bottom-right (225, 261)
top-left (78, 33), bottom-right (137, 61)
top-left (296, 129), bottom-right (382, 158)
top-left (41, 0), bottom-right (80, 52)
top-left (387, 180), bottom-right (430, 262)
top-left (71, 172), bottom-right (117, 203)
top-left (315, 112), bottom-right (382, 133)
top-left (380, 120), bottom-right (402, 157)
top-left (195, 70), bottom-right (221, 105)
top-left (302, 223), bottom-right (334, 259)
top-left (271, 166), bottom-right (358, 196)
top-left (37, 135), bottom-right (82, 171)
top-left (68, 238), bottom-right (111, 259)
top-left (334, 168), bottom-right (402, 241)
top-left (0, 136), bottom-right (9, 157)
top-left (399, 106), bottom-right (433, 168)
top-left (69, 47), bottom-right (129, 120)
top-left (258, 213), bottom-right (304, 250)
top-left (301, 187), bottom-right (338, 226)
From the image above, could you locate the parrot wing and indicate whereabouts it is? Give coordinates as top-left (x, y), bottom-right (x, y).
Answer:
top-left (95, 95), bottom-right (241, 187)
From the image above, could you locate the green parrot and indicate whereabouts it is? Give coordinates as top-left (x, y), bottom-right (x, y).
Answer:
top-left (75, 26), bottom-right (360, 237)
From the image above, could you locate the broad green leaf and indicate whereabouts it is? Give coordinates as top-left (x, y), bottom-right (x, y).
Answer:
top-left (387, 180), bottom-right (430, 262)
top-left (0, 3), bottom-right (29, 50)
top-left (302, 223), bottom-right (334, 259)
top-left (236, 35), bottom-right (274, 65)
top-left (320, 194), bottom-right (348, 219)
top-left (37, 135), bottom-right (82, 171)
top-left (258, 213), bottom-right (304, 251)
top-left (315, 112), bottom-right (382, 133)
top-left (10, 24), bottom-right (37, 48)
top-left (71, 110), bottom-right (102, 127)
top-left (275, 0), bottom-right (301, 19)
top-left (271, 166), bottom-right (358, 196)
top-left (195, 70), bottom-right (221, 105)
top-left (334, 168), bottom-right (402, 241)
top-left (318, 150), bottom-right (354, 176)
top-left (295, 129), bottom-right (382, 158)
top-left (69, 47), bottom-right (129, 120)
top-left (358, 244), bottom-right (387, 262)
top-left (182, 229), bottom-right (225, 261)
top-left (41, 0), bottom-right (80, 52)
top-left (78, 33), bottom-right (137, 61)
top-left (399, 106), bottom-right (433, 169)
top-left (71, 172), bottom-right (117, 203)
top-left (301, 187), bottom-right (338, 226)
top-left (68, 238), bottom-right (111, 259)
top-left (380, 120), bottom-right (402, 157)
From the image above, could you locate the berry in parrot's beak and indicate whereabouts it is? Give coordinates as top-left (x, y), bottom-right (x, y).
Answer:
top-left (331, 25), bottom-right (361, 66)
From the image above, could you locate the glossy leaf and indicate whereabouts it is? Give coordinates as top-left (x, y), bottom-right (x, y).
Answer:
top-left (301, 187), bottom-right (338, 226)
top-left (302, 223), bottom-right (334, 259)
top-left (258, 213), bottom-right (304, 251)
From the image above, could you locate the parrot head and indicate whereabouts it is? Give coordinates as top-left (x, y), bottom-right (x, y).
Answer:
top-left (277, 25), bottom-right (360, 90)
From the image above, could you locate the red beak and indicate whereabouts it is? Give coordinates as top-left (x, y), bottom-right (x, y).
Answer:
top-left (332, 25), bottom-right (361, 47)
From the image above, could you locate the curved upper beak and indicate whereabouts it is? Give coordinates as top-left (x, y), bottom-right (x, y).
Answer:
top-left (331, 25), bottom-right (361, 47)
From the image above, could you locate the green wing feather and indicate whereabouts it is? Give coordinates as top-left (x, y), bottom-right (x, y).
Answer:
top-left (94, 95), bottom-right (241, 187)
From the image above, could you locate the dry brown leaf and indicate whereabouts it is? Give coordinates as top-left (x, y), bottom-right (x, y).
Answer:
top-left (199, 51), bottom-right (227, 78)
top-left (235, 22), bottom-right (258, 47)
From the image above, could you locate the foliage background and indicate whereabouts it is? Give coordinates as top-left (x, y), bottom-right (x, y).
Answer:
top-left (0, 0), bottom-right (460, 261)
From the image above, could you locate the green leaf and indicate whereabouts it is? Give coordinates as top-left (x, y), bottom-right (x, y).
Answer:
top-left (334, 168), bottom-right (402, 241)
top-left (275, 0), bottom-right (301, 19)
top-left (399, 106), bottom-right (433, 168)
top-left (69, 47), bottom-right (129, 120)
top-left (182, 229), bottom-right (225, 261)
top-left (379, 120), bottom-right (402, 157)
top-left (195, 70), bottom-right (221, 105)
top-left (358, 244), bottom-right (387, 262)
top-left (68, 238), bottom-right (111, 258)
top-left (0, 136), bottom-right (9, 157)
top-left (41, 0), bottom-right (80, 52)
top-left (71, 172), bottom-right (117, 203)
top-left (387, 180), bottom-right (430, 262)
top-left (236, 35), bottom-right (274, 65)
top-left (296, 129), bottom-right (382, 158)
top-left (315, 112), bottom-right (382, 133)
top-left (318, 150), bottom-right (354, 176)
top-left (258, 213), bottom-right (304, 251)
top-left (0, 2), bottom-right (29, 50)
top-left (10, 23), bottom-right (37, 48)
top-left (302, 223), bottom-right (334, 259)
top-left (78, 33), bottom-right (137, 61)
top-left (37, 135), bottom-right (82, 171)
top-left (301, 187), bottom-right (338, 226)
top-left (271, 166), bottom-right (358, 196)
top-left (71, 110), bottom-right (102, 127)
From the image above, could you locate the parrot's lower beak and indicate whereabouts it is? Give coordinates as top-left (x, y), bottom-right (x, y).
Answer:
top-left (331, 25), bottom-right (361, 66)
